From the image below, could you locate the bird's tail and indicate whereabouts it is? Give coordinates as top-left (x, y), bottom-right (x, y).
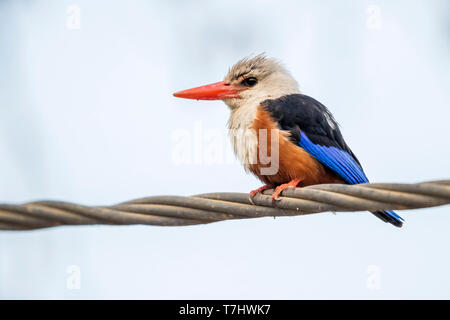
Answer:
top-left (371, 210), bottom-right (403, 228)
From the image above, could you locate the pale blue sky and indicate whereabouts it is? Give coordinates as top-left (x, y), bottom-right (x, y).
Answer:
top-left (0, 0), bottom-right (449, 298)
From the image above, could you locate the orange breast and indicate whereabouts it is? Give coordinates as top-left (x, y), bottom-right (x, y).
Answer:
top-left (248, 106), bottom-right (343, 186)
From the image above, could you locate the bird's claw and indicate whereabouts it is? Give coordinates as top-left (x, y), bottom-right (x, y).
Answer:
top-left (271, 195), bottom-right (282, 204)
top-left (249, 179), bottom-right (301, 205)
top-left (248, 185), bottom-right (273, 204)
top-left (270, 178), bottom-right (302, 203)
top-left (271, 191), bottom-right (284, 203)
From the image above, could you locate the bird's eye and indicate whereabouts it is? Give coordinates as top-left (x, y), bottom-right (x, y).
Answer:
top-left (242, 77), bottom-right (258, 87)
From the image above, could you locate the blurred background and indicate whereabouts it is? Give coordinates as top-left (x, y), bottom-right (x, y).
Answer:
top-left (0, 0), bottom-right (449, 299)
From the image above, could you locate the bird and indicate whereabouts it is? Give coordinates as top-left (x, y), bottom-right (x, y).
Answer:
top-left (173, 54), bottom-right (403, 227)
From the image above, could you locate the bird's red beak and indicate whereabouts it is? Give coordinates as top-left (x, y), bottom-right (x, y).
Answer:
top-left (173, 81), bottom-right (244, 100)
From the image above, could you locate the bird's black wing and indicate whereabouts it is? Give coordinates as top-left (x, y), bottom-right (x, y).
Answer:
top-left (261, 94), bottom-right (366, 184)
top-left (261, 94), bottom-right (403, 226)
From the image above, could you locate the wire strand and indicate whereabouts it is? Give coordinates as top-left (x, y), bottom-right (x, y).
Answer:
top-left (1, 180), bottom-right (449, 230)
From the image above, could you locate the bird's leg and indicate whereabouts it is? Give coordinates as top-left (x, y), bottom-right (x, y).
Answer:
top-left (249, 184), bottom-right (274, 203)
top-left (272, 178), bottom-right (302, 202)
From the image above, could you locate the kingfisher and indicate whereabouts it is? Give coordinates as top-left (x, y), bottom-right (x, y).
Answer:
top-left (173, 55), bottom-right (403, 227)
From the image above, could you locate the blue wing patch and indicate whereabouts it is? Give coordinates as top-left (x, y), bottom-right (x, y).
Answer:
top-left (299, 131), bottom-right (403, 223)
top-left (299, 131), bottom-right (368, 184)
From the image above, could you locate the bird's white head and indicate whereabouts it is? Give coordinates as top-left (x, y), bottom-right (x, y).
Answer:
top-left (173, 54), bottom-right (300, 110)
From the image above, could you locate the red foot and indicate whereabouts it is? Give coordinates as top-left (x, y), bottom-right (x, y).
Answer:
top-left (249, 184), bottom-right (273, 198)
top-left (272, 178), bottom-right (302, 201)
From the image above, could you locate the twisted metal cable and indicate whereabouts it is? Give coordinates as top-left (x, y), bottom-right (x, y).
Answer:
top-left (1, 180), bottom-right (449, 231)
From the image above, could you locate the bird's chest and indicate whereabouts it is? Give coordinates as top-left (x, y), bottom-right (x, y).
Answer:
top-left (228, 105), bottom-right (283, 171)
top-left (228, 105), bottom-right (334, 186)
top-left (227, 105), bottom-right (259, 169)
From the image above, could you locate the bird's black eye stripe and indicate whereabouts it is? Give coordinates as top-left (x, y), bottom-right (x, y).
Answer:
top-left (242, 77), bottom-right (258, 87)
